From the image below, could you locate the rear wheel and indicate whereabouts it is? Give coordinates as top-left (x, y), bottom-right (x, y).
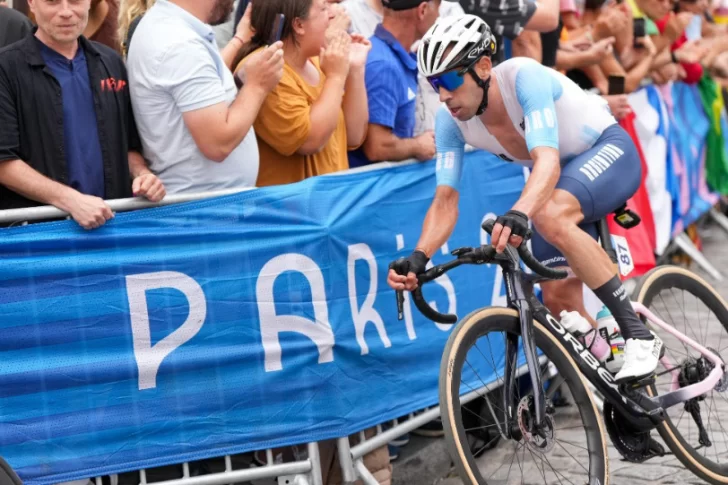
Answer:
top-left (439, 306), bottom-right (609, 484)
top-left (634, 265), bottom-right (728, 484)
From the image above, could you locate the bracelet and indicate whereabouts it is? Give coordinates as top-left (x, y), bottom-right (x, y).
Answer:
top-left (233, 35), bottom-right (246, 45)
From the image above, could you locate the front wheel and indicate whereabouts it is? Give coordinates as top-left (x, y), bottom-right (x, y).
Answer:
top-left (439, 306), bottom-right (609, 484)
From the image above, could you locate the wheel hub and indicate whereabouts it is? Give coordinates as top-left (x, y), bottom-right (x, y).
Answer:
top-left (517, 395), bottom-right (555, 454)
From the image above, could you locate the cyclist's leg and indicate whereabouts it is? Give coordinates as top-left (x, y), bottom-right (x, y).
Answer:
top-left (532, 223), bottom-right (600, 328)
top-left (531, 124), bottom-right (661, 381)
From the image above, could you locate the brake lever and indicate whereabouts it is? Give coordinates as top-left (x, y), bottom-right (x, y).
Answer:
top-left (396, 290), bottom-right (405, 321)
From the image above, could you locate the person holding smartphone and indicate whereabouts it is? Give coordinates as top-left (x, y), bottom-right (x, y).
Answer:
top-left (235, 0), bottom-right (371, 187)
top-left (127, 0), bottom-right (285, 194)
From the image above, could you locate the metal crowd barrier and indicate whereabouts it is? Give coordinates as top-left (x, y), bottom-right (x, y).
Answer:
top-left (62, 356), bottom-right (540, 485)
top-left (1, 157), bottom-right (725, 485)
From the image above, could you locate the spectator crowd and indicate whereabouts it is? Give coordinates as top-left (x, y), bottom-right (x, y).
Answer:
top-left (1, 0), bottom-right (728, 482)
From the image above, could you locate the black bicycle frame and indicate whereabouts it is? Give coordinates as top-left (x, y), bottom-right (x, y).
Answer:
top-left (500, 262), bottom-right (664, 435)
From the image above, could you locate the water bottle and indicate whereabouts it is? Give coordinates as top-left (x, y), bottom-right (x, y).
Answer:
top-left (596, 306), bottom-right (625, 373)
top-left (559, 310), bottom-right (611, 363)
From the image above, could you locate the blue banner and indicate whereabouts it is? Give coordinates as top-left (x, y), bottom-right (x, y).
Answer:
top-left (0, 151), bottom-right (525, 485)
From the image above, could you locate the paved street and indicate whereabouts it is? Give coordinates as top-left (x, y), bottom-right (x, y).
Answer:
top-left (434, 221), bottom-right (728, 485)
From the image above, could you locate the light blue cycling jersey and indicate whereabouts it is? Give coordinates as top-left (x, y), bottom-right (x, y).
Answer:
top-left (435, 57), bottom-right (617, 189)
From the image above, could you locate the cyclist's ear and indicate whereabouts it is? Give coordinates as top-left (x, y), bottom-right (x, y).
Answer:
top-left (473, 56), bottom-right (492, 78)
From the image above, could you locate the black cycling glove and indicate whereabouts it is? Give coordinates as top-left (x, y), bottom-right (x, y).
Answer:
top-left (389, 250), bottom-right (429, 277)
top-left (495, 210), bottom-right (531, 239)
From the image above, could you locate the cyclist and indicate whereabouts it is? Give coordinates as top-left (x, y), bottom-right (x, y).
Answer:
top-left (386, 14), bottom-right (662, 383)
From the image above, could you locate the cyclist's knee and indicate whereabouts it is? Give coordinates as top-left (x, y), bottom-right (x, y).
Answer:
top-left (532, 192), bottom-right (583, 248)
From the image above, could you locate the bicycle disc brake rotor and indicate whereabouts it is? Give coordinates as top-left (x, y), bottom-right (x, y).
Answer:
top-left (604, 401), bottom-right (664, 463)
top-left (517, 395), bottom-right (555, 454)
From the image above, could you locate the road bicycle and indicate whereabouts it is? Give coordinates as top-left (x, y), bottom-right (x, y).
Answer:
top-left (391, 218), bottom-right (728, 484)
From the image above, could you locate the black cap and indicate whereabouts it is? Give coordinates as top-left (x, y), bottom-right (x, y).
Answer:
top-left (382, 0), bottom-right (457, 11)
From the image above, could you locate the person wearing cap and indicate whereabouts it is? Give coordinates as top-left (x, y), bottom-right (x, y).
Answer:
top-left (348, 0), bottom-right (455, 168)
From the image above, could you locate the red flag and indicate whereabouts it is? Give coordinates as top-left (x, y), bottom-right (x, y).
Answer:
top-left (607, 113), bottom-right (657, 278)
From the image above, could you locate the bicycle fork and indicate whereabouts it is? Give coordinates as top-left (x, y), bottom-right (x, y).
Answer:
top-left (502, 269), bottom-right (547, 439)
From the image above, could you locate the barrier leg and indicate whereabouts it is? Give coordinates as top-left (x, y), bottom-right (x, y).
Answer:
top-left (337, 437), bottom-right (358, 485)
top-left (674, 233), bottom-right (724, 281)
top-left (307, 442), bottom-right (323, 485)
top-left (279, 475), bottom-right (310, 485)
top-left (710, 208), bottom-right (728, 236)
top-left (354, 460), bottom-right (379, 485)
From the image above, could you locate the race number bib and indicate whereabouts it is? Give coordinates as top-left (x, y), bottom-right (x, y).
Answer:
top-left (611, 235), bottom-right (634, 277)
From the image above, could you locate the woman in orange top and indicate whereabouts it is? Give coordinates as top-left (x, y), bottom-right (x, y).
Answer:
top-left (236, 0), bottom-right (371, 187)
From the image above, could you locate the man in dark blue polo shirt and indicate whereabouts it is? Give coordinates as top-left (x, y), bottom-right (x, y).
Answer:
top-left (40, 44), bottom-right (105, 198)
top-left (0, 0), bottom-right (165, 228)
top-left (349, 0), bottom-right (456, 168)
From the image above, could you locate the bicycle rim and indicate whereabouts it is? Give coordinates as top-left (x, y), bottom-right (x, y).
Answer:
top-left (635, 265), bottom-right (728, 483)
top-left (439, 306), bottom-right (608, 485)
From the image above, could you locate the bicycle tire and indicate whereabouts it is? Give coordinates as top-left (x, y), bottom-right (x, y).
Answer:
top-left (439, 306), bottom-right (609, 484)
top-left (634, 265), bottom-right (728, 484)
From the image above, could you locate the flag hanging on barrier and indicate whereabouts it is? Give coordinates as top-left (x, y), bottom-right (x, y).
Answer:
top-left (607, 111), bottom-right (657, 278)
top-left (698, 74), bottom-right (728, 194)
top-left (0, 151), bottom-right (525, 485)
top-left (667, 81), bottom-right (719, 229)
top-left (628, 86), bottom-right (674, 255)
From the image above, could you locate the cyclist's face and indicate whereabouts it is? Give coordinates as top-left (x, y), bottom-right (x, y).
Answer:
top-left (436, 57), bottom-right (491, 121)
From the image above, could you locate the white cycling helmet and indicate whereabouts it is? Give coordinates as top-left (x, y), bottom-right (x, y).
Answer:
top-left (417, 14), bottom-right (497, 78)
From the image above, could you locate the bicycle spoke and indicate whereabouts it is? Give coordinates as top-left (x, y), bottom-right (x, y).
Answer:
top-left (555, 438), bottom-right (589, 452)
top-left (460, 401), bottom-right (504, 428)
top-left (462, 422), bottom-right (503, 433)
top-left (495, 440), bottom-right (520, 481)
top-left (465, 358), bottom-right (507, 414)
top-left (555, 440), bottom-right (589, 474)
top-left (514, 441), bottom-right (525, 484)
top-left (671, 288), bottom-right (701, 345)
top-left (461, 360), bottom-right (508, 417)
top-left (526, 446), bottom-right (548, 485)
top-left (658, 293), bottom-right (691, 357)
top-left (528, 448), bottom-right (578, 485)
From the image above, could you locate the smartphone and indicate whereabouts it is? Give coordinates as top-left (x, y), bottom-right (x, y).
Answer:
top-left (607, 74), bottom-right (626, 95)
top-left (269, 13), bottom-right (285, 45)
top-left (633, 18), bottom-right (646, 48)
top-left (234, 0), bottom-right (250, 33)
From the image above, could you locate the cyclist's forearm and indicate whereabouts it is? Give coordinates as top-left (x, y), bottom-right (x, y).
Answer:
top-left (415, 187), bottom-right (459, 258)
top-left (512, 148), bottom-right (561, 217)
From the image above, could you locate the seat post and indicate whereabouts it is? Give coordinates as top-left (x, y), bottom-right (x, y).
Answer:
top-left (598, 218), bottom-right (619, 265)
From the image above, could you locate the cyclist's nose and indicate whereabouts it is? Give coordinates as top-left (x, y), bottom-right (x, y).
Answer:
top-left (439, 88), bottom-right (452, 103)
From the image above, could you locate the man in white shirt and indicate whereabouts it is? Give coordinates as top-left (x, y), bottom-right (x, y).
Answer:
top-left (127, 0), bottom-right (283, 194)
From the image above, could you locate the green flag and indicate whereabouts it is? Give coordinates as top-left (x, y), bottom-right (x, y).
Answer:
top-left (697, 75), bottom-right (728, 194)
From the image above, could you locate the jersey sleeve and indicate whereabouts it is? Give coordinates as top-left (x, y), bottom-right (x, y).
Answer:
top-left (434, 106), bottom-right (466, 190)
top-left (514, 63), bottom-right (561, 153)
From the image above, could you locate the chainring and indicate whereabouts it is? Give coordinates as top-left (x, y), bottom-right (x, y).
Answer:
top-left (604, 401), bottom-right (665, 463)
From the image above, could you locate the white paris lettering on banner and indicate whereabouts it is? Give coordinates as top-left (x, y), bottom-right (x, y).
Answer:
top-left (348, 243), bottom-right (392, 355)
top-left (126, 271), bottom-right (207, 390)
top-left (123, 227), bottom-right (507, 388)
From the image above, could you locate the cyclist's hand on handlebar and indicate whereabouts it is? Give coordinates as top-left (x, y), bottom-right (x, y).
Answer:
top-left (492, 210), bottom-right (531, 253)
top-left (388, 250), bottom-right (429, 291)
